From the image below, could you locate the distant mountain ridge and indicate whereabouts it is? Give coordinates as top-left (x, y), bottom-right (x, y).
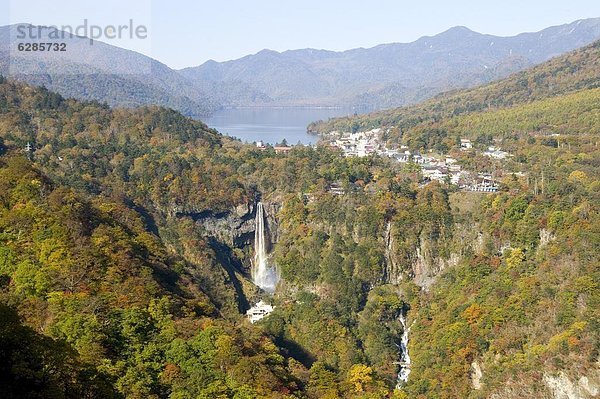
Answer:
top-left (307, 38), bottom-right (600, 135)
top-left (1, 19), bottom-right (599, 118)
top-left (0, 24), bottom-right (218, 118)
top-left (181, 18), bottom-right (600, 109)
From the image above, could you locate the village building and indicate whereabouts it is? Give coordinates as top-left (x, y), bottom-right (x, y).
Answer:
top-left (394, 151), bottom-right (411, 162)
top-left (328, 182), bottom-right (346, 195)
top-left (330, 128), bottom-right (383, 157)
top-left (466, 174), bottom-right (499, 192)
top-left (484, 146), bottom-right (509, 159)
top-left (460, 139), bottom-right (473, 150)
top-left (412, 154), bottom-right (427, 164)
top-left (451, 170), bottom-right (467, 185)
top-left (246, 301), bottom-right (274, 323)
top-left (422, 166), bottom-right (448, 183)
top-left (274, 146), bottom-right (292, 154)
top-left (324, 128), bottom-right (504, 193)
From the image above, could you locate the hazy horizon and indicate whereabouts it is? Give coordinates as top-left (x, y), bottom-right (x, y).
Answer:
top-left (2, 0), bottom-right (600, 69)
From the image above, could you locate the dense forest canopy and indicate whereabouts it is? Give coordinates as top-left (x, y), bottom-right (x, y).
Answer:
top-left (0, 36), bottom-right (599, 399)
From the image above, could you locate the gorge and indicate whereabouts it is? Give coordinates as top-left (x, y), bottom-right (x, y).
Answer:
top-left (0, 31), bottom-right (599, 398)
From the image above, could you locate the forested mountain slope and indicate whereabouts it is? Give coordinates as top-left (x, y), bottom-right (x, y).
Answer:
top-left (0, 73), bottom-right (598, 399)
top-left (303, 40), bottom-right (600, 398)
top-left (0, 157), bottom-right (301, 399)
top-left (309, 39), bottom-right (600, 138)
top-left (2, 18), bottom-right (599, 118)
top-left (181, 18), bottom-right (600, 109)
top-left (0, 77), bottom-right (421, 398)
top-left (0, 24), bottom-right (218, 118)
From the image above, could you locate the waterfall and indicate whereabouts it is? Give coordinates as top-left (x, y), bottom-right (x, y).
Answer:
top-left (396, 309), bottom-right (412, 387)
top-left (252, 202), bottom-right (279, 293)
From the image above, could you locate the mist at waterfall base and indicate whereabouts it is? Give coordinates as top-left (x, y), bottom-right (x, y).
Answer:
top-left (252, 202), bottom-right (280, 293)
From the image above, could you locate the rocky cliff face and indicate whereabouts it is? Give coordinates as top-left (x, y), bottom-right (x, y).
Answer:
top-left (388, 217), bottom-right (482, 289)
top-left (261, 201), bottom-right (281, 246)
top-left (383, 222), bottom-right (454, 288)
top-left (190, 203), bottom-right (257, 248)
top-left (177, 200), bottom-right (280, 251)
top-left (486, 368), bottom-right (600, 399)
top-left (383, 221), bottom-right (402, 285)
top-left (543, 369), bottom-right (600, 399)
top-left (411, 238), bottom-right (461, 289)
top-left (173, 199), bottom-right (281, 311)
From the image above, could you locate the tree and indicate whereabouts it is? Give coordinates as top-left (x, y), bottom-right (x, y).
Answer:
top-left (347, 364), bottom-right (373, 392)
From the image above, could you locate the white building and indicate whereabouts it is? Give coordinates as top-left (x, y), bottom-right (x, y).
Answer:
top-left (484, 146), bottom-right (509, 159)
top-left (422, 167), bottom-right (448, 183)
top-left (412, 154), bottom-right (426, 164)
top-left (448, 164), bottom-right (462, 173)
top-left (246, 301), bottom-right (274, 323)
top-left (394, 152), bottom-right (411, 163)
top-left (450, 170), bottom-right (467, 185)
top-left (333, 129), bottom-right (382, 157)
top-left (328, 183), bottom-right (346, 195)
top-left (467, 174), bottom-right (499, 192)
top-left (460, 139), bottom-right (473, 150)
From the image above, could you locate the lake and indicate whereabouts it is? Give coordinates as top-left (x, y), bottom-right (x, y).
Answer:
top-left (204, 107), bottom-right (354, 145)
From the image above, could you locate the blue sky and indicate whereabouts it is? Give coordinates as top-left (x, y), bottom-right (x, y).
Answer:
top-left (2, 0), bottom-right (600, 69)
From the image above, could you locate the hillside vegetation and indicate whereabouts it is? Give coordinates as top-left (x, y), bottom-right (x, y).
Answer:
top-left (0, 157), bottom-right (302, 399)
top-left (0, 37), bottom-right (599, 399)
top-left (309, 40), bottom-right (600, 139)
top-left (0, 24), bottom-right (218, 118)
